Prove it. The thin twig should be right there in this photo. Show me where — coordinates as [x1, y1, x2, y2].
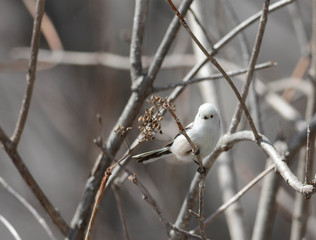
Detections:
[213, 0, 295, 52]
[69, 2, 195, 238]
[84, 168, 111, 240]
[154, 61, 276, 92]
[84, 143, 139, 240]
[167, 0, 260, 141]
[112, 184, 130, 240]
[188, 8, 214, 49]
[147, 0, 194, 81]
[11, 0, 45, 148]
[0, 215, 22, 240]
[228, 0, 270, 134]
[192, 164, 275, 233]
[128, 174, 207, 240]
[305, 126, 312, 184]
[0, 127, 70, 235]
[0, 177, 57, 240]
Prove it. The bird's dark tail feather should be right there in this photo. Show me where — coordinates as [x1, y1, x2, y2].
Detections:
[132, 147, 171, 163]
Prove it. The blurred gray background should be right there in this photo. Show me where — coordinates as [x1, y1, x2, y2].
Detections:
[0, 0, 314, 239]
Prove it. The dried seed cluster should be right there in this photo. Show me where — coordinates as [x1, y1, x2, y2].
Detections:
[114, 125, 132, 137]
[138, 95, 176, 142]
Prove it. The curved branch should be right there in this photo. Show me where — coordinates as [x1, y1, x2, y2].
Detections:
[172, 118, 316, 236]
[11, 0, 45, 148]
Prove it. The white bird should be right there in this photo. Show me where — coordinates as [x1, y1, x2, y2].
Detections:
[133, 103, 221, 165]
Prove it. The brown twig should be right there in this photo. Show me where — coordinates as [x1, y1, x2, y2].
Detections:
[84, 140, 139, 240]
[69, 2, 195, 238]
[84, 168, 112, 240]
[167, 0, 260, 141]
[0, 127, 70, 235]
[11, 0, 45, 148]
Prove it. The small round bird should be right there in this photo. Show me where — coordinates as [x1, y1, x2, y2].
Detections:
[132, 103, 221, 165]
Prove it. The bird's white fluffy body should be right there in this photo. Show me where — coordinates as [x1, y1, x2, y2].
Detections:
[170, 103, 221, 163]
[133, 103, 221, 164]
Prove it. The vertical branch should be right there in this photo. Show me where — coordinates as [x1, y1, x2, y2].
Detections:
[291, 1, 316, 238]
[305, 126, 313, 184]
[251, 159, 282, 240]
[68, 2, 195, 239]
[0, 0, 70, 236]
[198, 174, 206, 240]
[11, 0, 45, 147]
[228, 0, 270, 134]
[130, 0, 148, 83]
[189, 1, 249, 239]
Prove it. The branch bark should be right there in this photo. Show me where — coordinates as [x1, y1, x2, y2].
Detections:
[0, 127, 70, 235]
[11, 0, 46, 148]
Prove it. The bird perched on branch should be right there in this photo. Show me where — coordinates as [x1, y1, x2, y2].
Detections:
[133, 103, 221, 165]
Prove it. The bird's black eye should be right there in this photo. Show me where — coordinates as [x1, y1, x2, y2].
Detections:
[210, 115, 213, 118]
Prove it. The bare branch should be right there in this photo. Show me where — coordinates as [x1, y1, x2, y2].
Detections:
[0, 177, 57, 240]
[154, 61, 276, 92]
[0, 127, 70, 235]
[167, 0, 260, 141]
[228, 0, 270, 133]
[130, 0, 148, 82]
[112, 184, 130, 240]
[198, 174, 206, 239]
[147, 0, 194, 81]
[11, 0, 46, 147]
[172, 117, 316, 236]
[192, 164, 275, 233]
[10, 48, 196, 70]
[0, 215, 22, 240]
[84, 168, 111, 240]
[213, 0, 295, 52]
[68, 2, 195, 238]
[21, 0, 63, 50]
[251, 142, 287, 240]
[129, 174, 207, 240]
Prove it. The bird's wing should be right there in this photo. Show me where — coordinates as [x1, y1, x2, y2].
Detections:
[165, 122, 193, 148]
